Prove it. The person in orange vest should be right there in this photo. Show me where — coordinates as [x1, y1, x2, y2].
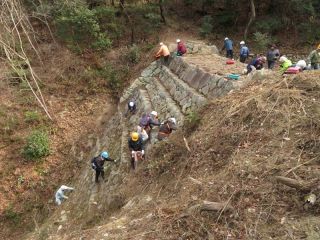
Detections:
[155, 42, 170, 65]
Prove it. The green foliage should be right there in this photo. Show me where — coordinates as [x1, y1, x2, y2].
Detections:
[54, 2, 111, 50]
[216, 10, 236, 26]
[126, 44, 141, 64]
[297, 22, 320, 43]
[254, 17, 282, 34]
[23, 130, 50, 160]
[199, 15, 213, 37]
[24, 111, 40, 123]
[4, 206, 21, 224]
[94, 64, 129, 96]
[184, 111, 201, 134]
[253, 32, 273, 52]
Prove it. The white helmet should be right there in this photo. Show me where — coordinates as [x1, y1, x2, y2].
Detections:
[240, 41, 245, 45]
[225, 37, 229, 40]
[159, 42, 164, 46]
[176, 39, 181, 43]
[129, 101, 134, 107]
[279, 56, 287, 62]
[169, 118, 176, 125]
[150, 111, 158, 117]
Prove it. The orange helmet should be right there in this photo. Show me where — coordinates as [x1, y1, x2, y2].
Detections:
[317, 44, 320, 50]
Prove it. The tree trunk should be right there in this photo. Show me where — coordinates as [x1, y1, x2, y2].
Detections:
[159, 0, 166, 24]
[244, 0, 256, 40]
[119, 0, 125, 9]
[111, 0, 114, 6]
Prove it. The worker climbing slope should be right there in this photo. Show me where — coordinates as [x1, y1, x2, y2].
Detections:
[91, 151, 116, 183]
[128, 132, 145, 170]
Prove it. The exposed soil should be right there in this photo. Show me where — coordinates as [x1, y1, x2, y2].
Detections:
[0, 41, 114, 239]
[109, 72, 320, 239]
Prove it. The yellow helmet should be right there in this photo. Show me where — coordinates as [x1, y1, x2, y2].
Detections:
[131, 132, 139, 141]
[317, 44, 320, 50]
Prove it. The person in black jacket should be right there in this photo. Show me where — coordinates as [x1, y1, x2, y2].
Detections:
[128, 132, 145, 169]
[91, 151, 116, 183]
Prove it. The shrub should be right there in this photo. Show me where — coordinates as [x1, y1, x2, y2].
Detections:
[126, 44, 141, 64]
[54, 2, 111, 50]
[4, 206, 20, 224]
[254, 17, 282, 34]
[253, 32, 272, 52]
[24, 111, 40, 123]
[200, 15, 213, 37]
[23, 130, 50, 160]
[184, 111, 201, 134]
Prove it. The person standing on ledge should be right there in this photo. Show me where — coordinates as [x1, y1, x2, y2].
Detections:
[221, 37, 233, 59]
[239, 41, 249, 63]
[155, 42, 170, 65]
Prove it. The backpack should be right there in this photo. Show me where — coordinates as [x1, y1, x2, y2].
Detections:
[139, 114, 150, 127]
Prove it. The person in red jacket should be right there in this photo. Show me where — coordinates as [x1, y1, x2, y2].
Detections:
[176, 39, 187, 56]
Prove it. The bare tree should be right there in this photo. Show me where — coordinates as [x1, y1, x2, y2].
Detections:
[159, 0, 166, 24]
[244, 0, 256, 40]
[0, 0, 52, 120]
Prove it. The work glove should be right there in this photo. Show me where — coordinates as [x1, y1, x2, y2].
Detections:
[141, 150, 145, 155]
[91, 163, 96, 170]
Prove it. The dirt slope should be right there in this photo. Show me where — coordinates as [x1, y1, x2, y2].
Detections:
[28, 70, 320, 240]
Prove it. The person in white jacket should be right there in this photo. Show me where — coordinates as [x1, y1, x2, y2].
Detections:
[55, 185, 74, 205]
[137, 125, 149, 142]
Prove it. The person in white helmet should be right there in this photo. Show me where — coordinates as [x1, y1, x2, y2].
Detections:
[157, 117, 177, 140]
[221, 37, 233, 59]
[125, 100, 136, 117]
[239, 41, 249, 63]
[176, 39, 187, 56]
[155, 42, 170, 65]
[279, 56, 292, 74]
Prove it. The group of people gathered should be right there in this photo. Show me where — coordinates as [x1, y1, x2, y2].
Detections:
[222, 37, 320, 74]
[126, 100, 177, 170]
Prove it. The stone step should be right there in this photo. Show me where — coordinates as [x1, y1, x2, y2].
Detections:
[145, 77, 184, 126]
[168, 56, 236, 98]
[158, 66, 207, 113]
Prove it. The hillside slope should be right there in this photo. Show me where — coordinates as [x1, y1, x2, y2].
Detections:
[26, 44, 320, 239]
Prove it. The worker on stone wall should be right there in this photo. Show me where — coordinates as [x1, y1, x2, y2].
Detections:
[139, 111, 160, 136]
[91, 151, 116, 183]
[307, 44, 320, 70]
[125, 100, 136, 117]
[128, 132, 145, 169]
[158, 118, 177, 140]
[221, 37, 233, 59]
[155, 42, 170, 65]
[176, 39, 187, 56]
[239, 41, 249, 63]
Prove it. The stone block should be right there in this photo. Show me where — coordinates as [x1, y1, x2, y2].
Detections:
[189, 68, 205, 89]
[217, 78, 227, 88]
[198, 73, 212, 89]
[181, 66, 197, 84]
[200, 84, 210, 95]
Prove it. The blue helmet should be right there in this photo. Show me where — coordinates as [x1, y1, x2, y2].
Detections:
[101, 151, 109, 159]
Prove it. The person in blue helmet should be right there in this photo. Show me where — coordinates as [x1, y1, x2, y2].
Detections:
[91, 151, 116, 183]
